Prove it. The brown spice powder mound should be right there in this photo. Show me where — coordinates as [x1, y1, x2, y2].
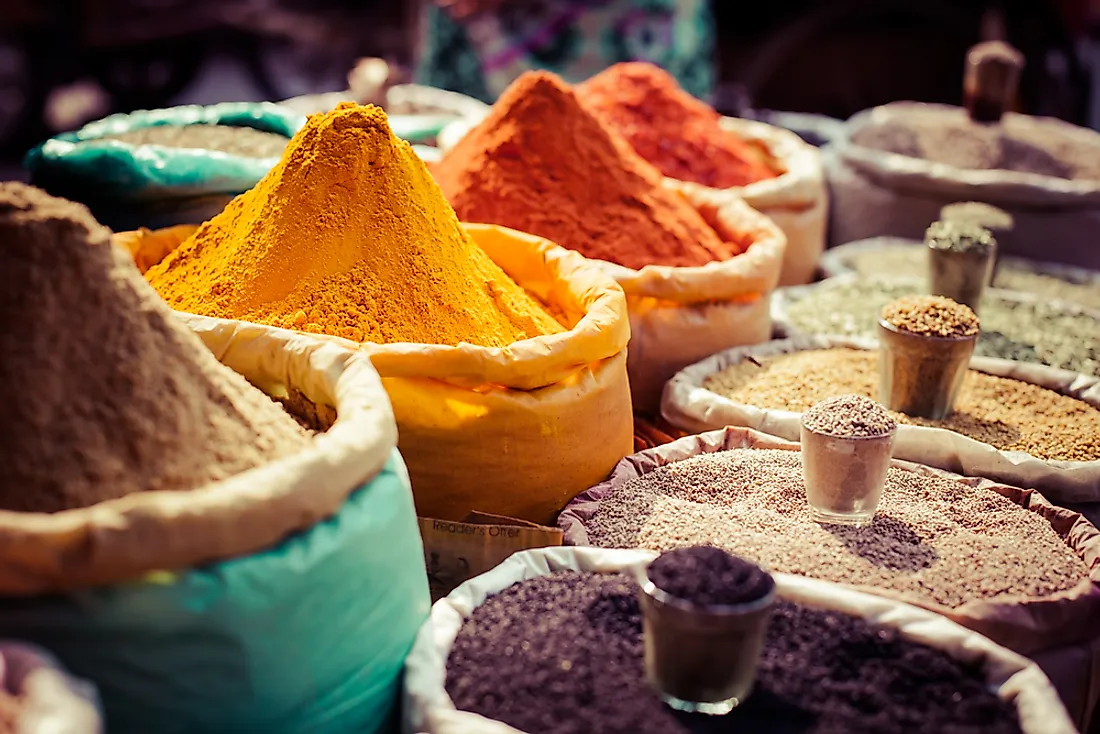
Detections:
[882, 295, 979, 338]
[588, 448, 1088, 609]
[703, 348, 1100, 462]
[0, 183, 312, 514]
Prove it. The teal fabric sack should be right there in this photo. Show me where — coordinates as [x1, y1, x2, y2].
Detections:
[24, 102, 305, 202]
[0, 450, 430, 734]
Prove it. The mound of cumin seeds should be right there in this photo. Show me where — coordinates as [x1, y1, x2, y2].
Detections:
[703, 348, 1100, 462]
[446, 571, 1022, 734]
[587, 449, 1087, 609]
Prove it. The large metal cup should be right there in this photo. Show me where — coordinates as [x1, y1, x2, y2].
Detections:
[878, 320, 977, 420]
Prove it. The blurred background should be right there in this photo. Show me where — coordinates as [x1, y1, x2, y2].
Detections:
[0, 0, 1096, 172]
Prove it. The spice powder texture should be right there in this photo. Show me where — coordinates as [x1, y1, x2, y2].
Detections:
[433, 71, 744, 270]
[146, 102, 564, 347]
[0, 183, 311, 514]
[578, 62, 780, 189]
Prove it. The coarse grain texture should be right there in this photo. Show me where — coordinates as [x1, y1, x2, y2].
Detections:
[881, 295, 979, 338]
[98, 123, 290, 158]
[803, 395, 895, 438]
[704, 349, 1100, 462]
[924, 220, 995, 254]
[783, 277, 1100, 374]
[646, 546, 774, 606]
[445, 571, 1022, 734]
[587, 450, 1087, 609]
[433, 71, 746, 270]
[851, 107, 1100, 180]
[0, 182, 312, 514]
[145, 103, 564, 347]
[577, 62, 779, 189]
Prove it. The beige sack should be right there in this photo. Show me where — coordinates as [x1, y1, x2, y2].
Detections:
[557, 426, 1100, 731]
[402, 545, 1078, 734]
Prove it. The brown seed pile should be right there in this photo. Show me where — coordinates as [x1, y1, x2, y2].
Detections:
[803, 394, 896, 438]
[882, 295, 979, 338]
[99, 124, 289, 158]
[703, 348, 1100, 462]
[0, 182, 312, 513]
[587, 449, 1088, 608]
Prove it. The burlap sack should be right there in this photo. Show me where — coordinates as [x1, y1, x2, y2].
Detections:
[828, 101, 1100, 269]
[0, 642, 101, 734]
[661, 335, 1100, 504]
[665, 116, 828, 286]
[557, 427, 1100, 731]
[402, 545, 1078, 734]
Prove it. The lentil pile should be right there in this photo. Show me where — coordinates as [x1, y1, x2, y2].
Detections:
[433, 71, 746, 270]
[577, 62, 779, 189]
[587, 449, 1087, 608]
[446, 570, 1022, 734]
[0, 182, 311, 514]
[782, 277, 1100, 374]
[647, 546, 774, 606]
[146, 103, 563, 346]
[704, 348, 1100, 462]
[802, 395, 895, 438]
[98, 123, 289, 158]
[881, 295, 979, 338]
[852, 107, 1100, 180]
[842, 246, 1100, 310]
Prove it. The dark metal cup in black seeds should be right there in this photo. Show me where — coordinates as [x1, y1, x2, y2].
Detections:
[636, 566, 775, 714]
[925, 221, 996, 315]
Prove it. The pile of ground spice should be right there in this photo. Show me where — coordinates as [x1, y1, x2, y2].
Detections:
[881, 295, 979, 338]
[704, 348, 1100, 462]
[446, 571, 1022, 734]
[852, 107, 1100, 180]
[646, 546, 774, 607]
[146, 103, 563, 347]
[433, 71, 744, 270]
[803, 394, 895, 438]
[577, 62, 780, 189]
[587, 449, 1087, 609]
[0, 183, 312, 514]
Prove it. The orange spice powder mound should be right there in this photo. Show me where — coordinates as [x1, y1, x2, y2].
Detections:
[145, 103, 564, 348]
[432, 71, 743, 271]
[578, 62, 780, 189]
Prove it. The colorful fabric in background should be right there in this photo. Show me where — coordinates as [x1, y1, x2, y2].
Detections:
[417, 0, 715, 103]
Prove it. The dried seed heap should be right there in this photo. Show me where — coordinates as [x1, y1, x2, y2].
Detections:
[587, 449, 1087, 608]
[803, 395, 895, 438]
[0, 182, 312, 514]
[704, 348, 1100, 462]
[924, 220, 995, 254]
[783, 277, 1100, 374]
[647, 546, 774, 606]
[99, 124, 289, 158]
[881, 295, 979, 338]
[446, 571, 1022, 734]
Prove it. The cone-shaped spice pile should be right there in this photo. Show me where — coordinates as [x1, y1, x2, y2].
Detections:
[146, 103, 564, 347]
[433, 71, 745, 270]
[0, 183, 311, 514]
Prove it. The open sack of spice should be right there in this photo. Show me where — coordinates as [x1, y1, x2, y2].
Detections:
[0, 183, 429, 734]
[432, 70, 786, 412]
[772, 273, 1100, 377]
[556, 427, 1100, 731]
[819, 235, 1100, 312]
[0, 642, 102, 734]
[661, 335, 1100, 503]
[122, 102, 634, 598]
[403, 545, 1077, 734]
[24, 102, 305, 231]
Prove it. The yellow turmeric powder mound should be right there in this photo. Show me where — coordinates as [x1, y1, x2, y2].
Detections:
[145, 102, 564, 347]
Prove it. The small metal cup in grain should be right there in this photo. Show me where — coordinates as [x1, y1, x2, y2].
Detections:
[636, 566, 775, 715]
[963, 41, 1024, 124]
[925, 220, 997, 314]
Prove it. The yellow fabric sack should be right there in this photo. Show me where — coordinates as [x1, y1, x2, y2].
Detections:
[118, 223, 633, 527]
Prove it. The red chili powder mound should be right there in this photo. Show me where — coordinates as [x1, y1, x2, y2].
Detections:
[578, 62, 780, 189]
[433, 71, 743, 270]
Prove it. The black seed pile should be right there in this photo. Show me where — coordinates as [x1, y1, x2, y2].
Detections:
[445, 572, 1022, 734]
[647, 546, 774, 607]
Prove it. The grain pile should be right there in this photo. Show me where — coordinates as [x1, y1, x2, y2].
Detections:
[446, 570, 1022, 734]
[783, 277, 1100, 374]
[99, 124, 289, 158]
[0, 182, 311, 514]
[647, 546, 774, 606]
[704, 348, 1100, 462]
[802, 395, 895, 438]
[587, 449, 1088, 608]
[881, 295, 979, 338]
